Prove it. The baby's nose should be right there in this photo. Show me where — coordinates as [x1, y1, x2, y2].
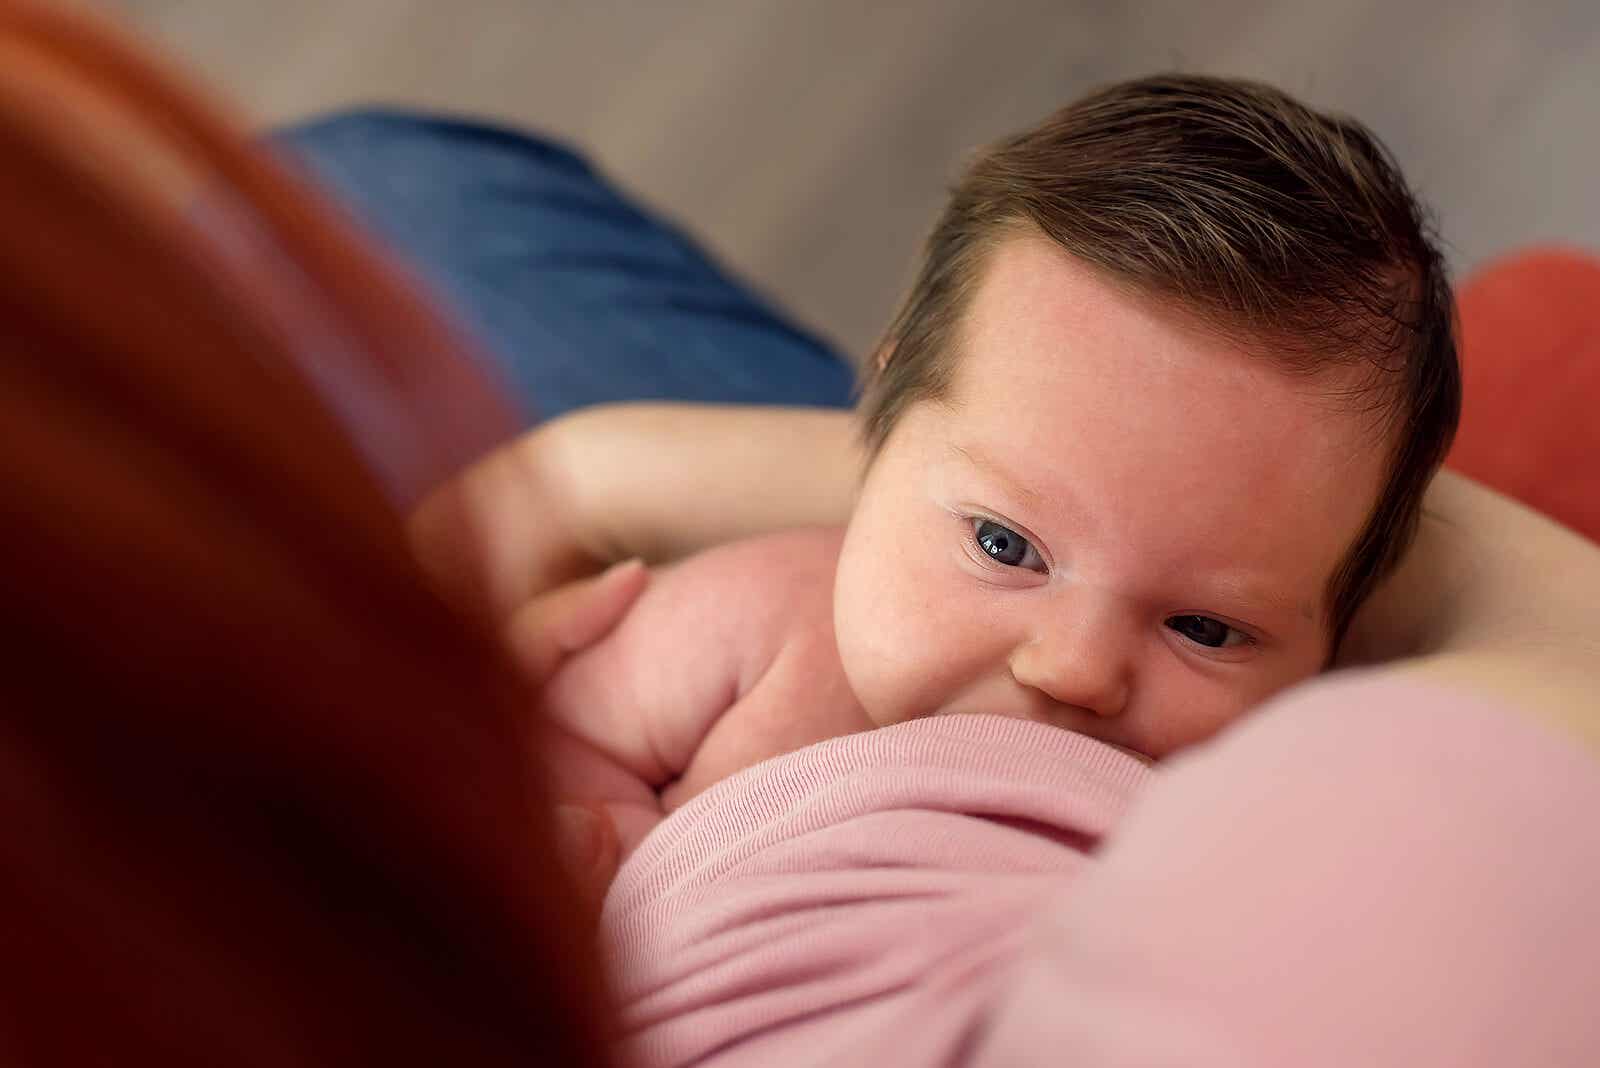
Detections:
[1007, 624, 1131, 721]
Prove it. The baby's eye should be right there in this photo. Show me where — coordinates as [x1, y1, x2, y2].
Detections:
[972, 518, 1046, 573]
[1165, 615, 1250, 649]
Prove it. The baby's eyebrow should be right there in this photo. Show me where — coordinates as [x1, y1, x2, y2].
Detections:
[948, 442, 1046, 511]
[1199, 571, 1317, 622]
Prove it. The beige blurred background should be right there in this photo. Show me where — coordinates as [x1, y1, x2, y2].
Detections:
[110, 0, 1600, 361]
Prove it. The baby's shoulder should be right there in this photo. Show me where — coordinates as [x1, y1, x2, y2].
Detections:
[659, 526, 842, 598]
[643, 527, 843, 638]
[672, 526, 843, 582]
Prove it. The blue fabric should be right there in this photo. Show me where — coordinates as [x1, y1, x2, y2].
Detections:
[273, 109, 856, 424]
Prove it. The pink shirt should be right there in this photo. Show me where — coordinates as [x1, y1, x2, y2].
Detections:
[602, 671, 1600, 1066]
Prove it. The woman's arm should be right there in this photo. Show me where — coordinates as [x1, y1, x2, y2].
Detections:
[1340, 471, 1600, 750]
[409, 403, 859, 616]
[546, 403, 860, 565]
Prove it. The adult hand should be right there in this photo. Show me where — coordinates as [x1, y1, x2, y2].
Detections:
[501, 558, 648, 683]
[408, 401, 860, 911]
[408, 419, 615, 623]
[410, 402, 860, 619]
[505, 561, 650, 918]
[413, 453, 649, 917]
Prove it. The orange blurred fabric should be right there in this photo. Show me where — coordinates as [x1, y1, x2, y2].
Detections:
[1450, 246, 1600, 542]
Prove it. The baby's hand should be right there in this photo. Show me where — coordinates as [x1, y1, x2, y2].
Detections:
[540, 528, 870, 850]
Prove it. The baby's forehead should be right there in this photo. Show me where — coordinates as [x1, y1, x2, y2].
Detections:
[932, 239, 1390, 582]
[962, 232, 1403, 410]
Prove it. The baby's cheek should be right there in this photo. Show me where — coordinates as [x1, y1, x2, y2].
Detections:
[1141, 661, 1316, 758]
[834, 573, 932, 728]
[833, 598, 906, 728]
[838, 598, 981, 729]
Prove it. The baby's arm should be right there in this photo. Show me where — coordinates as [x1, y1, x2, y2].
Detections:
[541, 527, 867, 853]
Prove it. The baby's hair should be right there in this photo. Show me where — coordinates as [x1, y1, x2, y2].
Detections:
[859, 73, 1460, 650]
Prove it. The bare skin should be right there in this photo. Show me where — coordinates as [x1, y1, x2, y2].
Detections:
[483, 236, 1396, 858]
[540, 528, 868, 856]
[413, 400, 1600, 765]
[413, 409, 1600, 904]
[409, 246, 1600, 880]
[833, 237, 1385, 758]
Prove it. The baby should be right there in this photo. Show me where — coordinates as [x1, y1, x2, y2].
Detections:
[539, 75, 1459, 854]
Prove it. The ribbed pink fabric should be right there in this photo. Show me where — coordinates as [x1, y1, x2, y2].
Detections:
[602, 672, 1600, 1066]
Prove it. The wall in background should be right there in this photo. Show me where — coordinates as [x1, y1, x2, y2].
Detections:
[114, 0, 1600, 361]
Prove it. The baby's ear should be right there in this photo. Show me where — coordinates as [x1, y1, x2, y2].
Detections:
[872, 340, 897, 376]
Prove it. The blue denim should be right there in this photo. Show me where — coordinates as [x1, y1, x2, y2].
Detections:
[273, 109, 856, 424]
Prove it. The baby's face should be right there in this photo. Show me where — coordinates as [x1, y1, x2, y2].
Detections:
[833, 233, 1388, 759]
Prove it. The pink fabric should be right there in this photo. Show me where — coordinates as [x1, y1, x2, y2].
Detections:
[602, 672, 1600, 1066]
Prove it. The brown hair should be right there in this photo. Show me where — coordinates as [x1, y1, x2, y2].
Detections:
[860, 74, 1460, 648]
[0, 3, 606, 1064]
